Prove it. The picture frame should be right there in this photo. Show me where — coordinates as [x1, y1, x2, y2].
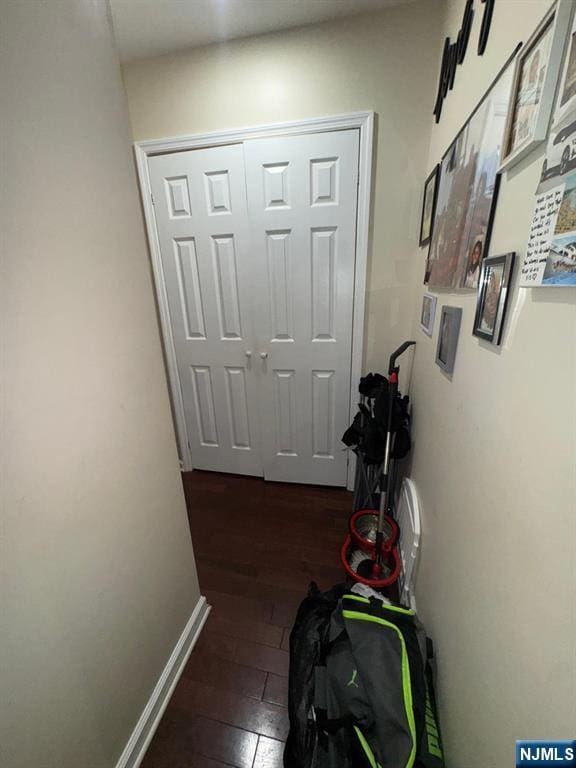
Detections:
[553, 2, 576, 118]
[419, 165, 439, 247]
[420, 293, 437, 336]
[435, 306, 462, 374]
[538, 4, 576, 187]
[427, 46, 520, 289]
[500, 0, 574, 172]
[473, 252, 515, 344]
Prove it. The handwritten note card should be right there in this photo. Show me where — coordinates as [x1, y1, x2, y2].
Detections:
[521, 184, 565, 286]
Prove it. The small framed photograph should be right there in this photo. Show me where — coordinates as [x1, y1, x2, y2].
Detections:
[500, 0, 574, 172]
[420, 293, 437, 336]
[419, 164, 439, 247]
[435, 306, 462, 374]
[473, 252, 515, 345]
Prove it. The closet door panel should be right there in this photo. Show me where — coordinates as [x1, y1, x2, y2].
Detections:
[244, 130, 360, 486]
[149, 145, 263, 476]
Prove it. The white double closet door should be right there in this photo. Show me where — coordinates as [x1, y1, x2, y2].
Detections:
[148, 129, 359, 486]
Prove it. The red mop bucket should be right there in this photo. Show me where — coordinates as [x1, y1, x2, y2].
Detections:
[349, 509, 399, 554]
[340, 535, 401, 588]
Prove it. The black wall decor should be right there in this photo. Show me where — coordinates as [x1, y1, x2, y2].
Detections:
[478, 0, 496, 55]
[433, 0, 497, 123]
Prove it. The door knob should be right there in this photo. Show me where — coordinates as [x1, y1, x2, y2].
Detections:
[260, 352, 268, 359]
[245, 350, 252, 357]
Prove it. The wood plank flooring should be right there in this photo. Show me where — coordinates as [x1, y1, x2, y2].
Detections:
[141, 471, 352, 768]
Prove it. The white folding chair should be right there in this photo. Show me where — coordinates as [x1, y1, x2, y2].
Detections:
[396, 478, 421, 610]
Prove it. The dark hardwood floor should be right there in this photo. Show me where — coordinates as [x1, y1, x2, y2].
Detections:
[141, 471, 352, 768]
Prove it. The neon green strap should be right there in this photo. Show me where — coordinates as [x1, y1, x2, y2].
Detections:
[353, 725, 382, 768]
[343, 593, 415, 616]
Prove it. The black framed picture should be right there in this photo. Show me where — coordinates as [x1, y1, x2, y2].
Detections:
[435, 306, 462, 374]
[419, 164, 439, 247]
[473, 252, 515, 345]
[426, 45, 520, 288]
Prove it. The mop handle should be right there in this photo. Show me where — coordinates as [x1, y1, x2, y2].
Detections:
[375, 370, 399, 565]
[388, 340, 416, 375]
[373, 342, 415, 573]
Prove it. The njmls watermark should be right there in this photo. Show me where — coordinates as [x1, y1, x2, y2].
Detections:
[516, 741, 576, 767]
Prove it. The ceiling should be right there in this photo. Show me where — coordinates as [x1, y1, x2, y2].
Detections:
[110, 0, 414, 63]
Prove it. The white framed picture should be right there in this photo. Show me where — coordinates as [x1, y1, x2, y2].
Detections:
[420, 293, 437, 336]
[500, 0, 574, 172]
[539, 3, 576, 187]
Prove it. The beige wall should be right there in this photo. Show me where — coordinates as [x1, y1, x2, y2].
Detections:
[409, 0, 576, 765]
[0, 2, 200, 767]
[122, 1, 444, 378]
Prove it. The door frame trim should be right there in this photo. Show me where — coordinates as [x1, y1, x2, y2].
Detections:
[134, 111, 374, 489]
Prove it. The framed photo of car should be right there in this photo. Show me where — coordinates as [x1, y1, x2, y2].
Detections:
[541, 4, 576, 184]
[473, 253, 515, 344]
[500, 0, 574, 172]
[435, 306, 462, 374]
[419, 165, 439, 247]
[541, 120, 576, 181]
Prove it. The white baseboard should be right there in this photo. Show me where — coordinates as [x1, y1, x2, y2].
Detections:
[115, 595, 211, 768]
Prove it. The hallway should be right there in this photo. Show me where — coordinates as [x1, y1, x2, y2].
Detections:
[141, 471, 352, 768]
